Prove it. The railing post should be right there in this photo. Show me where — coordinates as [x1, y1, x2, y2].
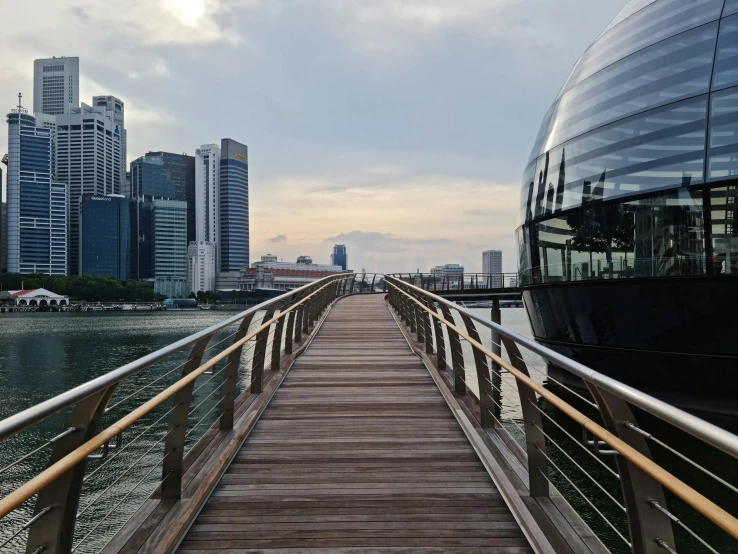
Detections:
[26, 387, 119, 554]
[271, 298, 293, 372]
[220, 313, 255, 430]
[458, 313, 495, 429]
[585, 384, 675, 554]
[490, 299, 502, 401]
[500, 337, 549, 497]
[301, 289, 313, 336]
[429, 299, 446, 370]
[251, 306, 276, 394]
[370, 274, 376, 293]
[438, 305, 465, 394]
[421, 298, 434, 354]
[161, 333, 213, 500]
[285, 291, 303, 354]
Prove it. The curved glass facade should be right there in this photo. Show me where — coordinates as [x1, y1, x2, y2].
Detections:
[518, 0, 738, 285]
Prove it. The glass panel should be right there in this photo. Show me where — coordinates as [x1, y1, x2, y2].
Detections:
[528, 96, 708, 219]
[712, 14, 738, 91]
[599, 0, 658, 38]
[519, 159, 538, 226]
[543, 23, 717, 152]
[516, 185, 738, 285]
[707, 86, 738, 181]
[527, 101, 558, 164]
[561, 0, 724, 94]
[725, 0, 738, 17]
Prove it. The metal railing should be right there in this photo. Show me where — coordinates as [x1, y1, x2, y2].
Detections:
[385, 275, 738, 554]
[0, 273, 372, 554]
[389, 272, 519, 292]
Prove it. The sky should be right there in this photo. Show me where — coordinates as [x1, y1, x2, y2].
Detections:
[0, 0, 627, 273]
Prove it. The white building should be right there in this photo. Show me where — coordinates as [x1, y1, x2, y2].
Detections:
[430, 264, 464, 280]
[188, 240, 216, 293]
[194, 144, 221, 282]
[92, 96, 126, 193]
[56, 102, 123, 274]
[483, 250, 503, 287]
[4, 288, 69, 307]
[33, 57, 79, 116]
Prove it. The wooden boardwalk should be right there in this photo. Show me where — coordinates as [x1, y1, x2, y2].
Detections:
[177, 295, 534, 552]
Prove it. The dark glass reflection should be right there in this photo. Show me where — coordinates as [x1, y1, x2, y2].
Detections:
[708, 86, 738, 181]
[725, 0, 738, 17]
[517, 185, 738, 285]
[712, 14, 738, 91]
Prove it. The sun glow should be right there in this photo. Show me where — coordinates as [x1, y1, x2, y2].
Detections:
[168, 0, 206, 25]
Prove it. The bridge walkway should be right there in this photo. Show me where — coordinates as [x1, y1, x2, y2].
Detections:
[176, 294, 534, 552]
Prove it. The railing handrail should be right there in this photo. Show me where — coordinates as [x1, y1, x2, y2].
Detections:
[384, 276, 738, 461]
[385, 277, 738, 543]
[0, 273, 355, 443]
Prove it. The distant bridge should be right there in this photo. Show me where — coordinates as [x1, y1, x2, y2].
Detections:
[0, 274, 737, 553]
[389, 272, 523, 302]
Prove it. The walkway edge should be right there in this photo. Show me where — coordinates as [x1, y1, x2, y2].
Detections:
[385, 298, 557, 554]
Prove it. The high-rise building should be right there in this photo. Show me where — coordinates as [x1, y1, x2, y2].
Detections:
[146, 151, 196, 242]
[129, 154, 175, 280]
[79, 195, 131, 280]
[482, 250, 503, 287]
[56, 102, 123, 274]
[219, 138, 249, 288]
[188, 240, 216, 293]
[93, 96, 126, 193]
[6, 104, 68, 275]
[151, 199, 188, 298]
[33, 57, 80, 116]
[331, 244, 348, 271]
[1, 165, 6, 272]
[194, 139, 249, 291]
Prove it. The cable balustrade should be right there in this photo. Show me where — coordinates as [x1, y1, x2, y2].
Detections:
[388, 272, 520, 293]
[385, 275, 738, 554]
[0, 273, 360, 553]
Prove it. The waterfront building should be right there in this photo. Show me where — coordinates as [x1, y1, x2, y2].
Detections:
[430, 264, 464, 281]
[146, 151, 196, 243]
[6, 103, 68, 275]
[79, 195, 130, 280]
[331, 244, 348, 271]
[129, 154, 175, 280]
[151, 199, 188, 298]
[93, 96, 126, 193]
[240, 255, 343, 292]
[33, 57, 79, 116]
[188, 240, 216, 293]
[195, 139, 249, 292]
[2, 288, 68, 307]
[517, 0, 738, 401]
[483, 250, 503, 287]
[56, 102, 123, 274]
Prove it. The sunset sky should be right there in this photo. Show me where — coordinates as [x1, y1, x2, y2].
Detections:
[0, 0, 626, 273]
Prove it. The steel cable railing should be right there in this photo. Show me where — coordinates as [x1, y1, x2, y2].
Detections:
[0, 273, 358, 554]
[385, 275, 738, 554]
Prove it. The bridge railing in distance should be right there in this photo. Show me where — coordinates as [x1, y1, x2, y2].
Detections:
[388, 272, 520, 292]
[384, 276, 738, 554]
[0, 273, 359, 554]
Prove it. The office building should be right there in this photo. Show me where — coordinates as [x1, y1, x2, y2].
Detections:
[129, 154, 175, 280]
[56, 102, 123, 274]
[1, 199, 6, 272]
[146, 151, 196, 242]
[79, 195, 130, 280]
[152, 199, 188, 298]
[430, 264, 464, 281]
[483, 250, 503, 287]
[93, 96, 126, 192]
[33, 57, 79, 116]
[6, 103, 68, 275]
[331, 244, 348, 271]
[240, 255, 343, 292]
[517, 0, 738, 399]
[188, 240, 216, 293]
[194, 139, 249, 291]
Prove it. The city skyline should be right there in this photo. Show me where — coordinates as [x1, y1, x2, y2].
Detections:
[0, 1, 627, 273]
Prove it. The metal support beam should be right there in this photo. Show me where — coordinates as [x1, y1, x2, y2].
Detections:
[458, 313, 495, 429]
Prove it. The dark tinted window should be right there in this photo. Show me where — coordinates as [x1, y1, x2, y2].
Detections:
[712, 14, 738, 91]
[708, 86, 738, 181]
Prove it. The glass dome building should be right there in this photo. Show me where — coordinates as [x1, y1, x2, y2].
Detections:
[517, 0, 738, 405]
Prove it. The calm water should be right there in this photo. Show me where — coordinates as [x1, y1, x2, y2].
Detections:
[0, 307, 736, 553]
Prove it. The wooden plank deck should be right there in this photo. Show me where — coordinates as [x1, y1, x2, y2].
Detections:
[176, 295, 536, 553]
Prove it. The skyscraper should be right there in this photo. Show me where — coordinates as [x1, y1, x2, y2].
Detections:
[33, 57, 80, 116]
[79, 195, 131, 280]
[331, 244, 348, 271]
[219, 138, 249, 289]
[56, 102, 123, 274]
[129, 154, 175, 280]
[483, 250, 503, 287]
[93, 96, 126, 193]
[188, 240, 216, 293]
[151, 199, 188, 298]
[6, 102, 68, 275]
[146, 151, 196, 242]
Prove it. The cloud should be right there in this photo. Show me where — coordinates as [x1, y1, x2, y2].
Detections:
[268, 234, 287, 243]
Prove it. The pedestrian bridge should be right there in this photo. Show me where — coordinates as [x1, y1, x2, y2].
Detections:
[1, 274, 737, 553]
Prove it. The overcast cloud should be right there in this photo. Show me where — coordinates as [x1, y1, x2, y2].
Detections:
[0, 0, 626, 272]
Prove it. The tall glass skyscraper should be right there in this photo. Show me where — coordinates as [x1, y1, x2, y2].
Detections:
[331, 244, 348, 271]
[146, 151, 196, 243]
[6, 106, 67, 275]
[152, 199, 188, 298]
[79, 195, 130, 280]
[218, 138, 249, 290]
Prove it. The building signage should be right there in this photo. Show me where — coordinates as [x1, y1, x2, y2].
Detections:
[234, 153, 247, 162]
[89, 196, 112, 201]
